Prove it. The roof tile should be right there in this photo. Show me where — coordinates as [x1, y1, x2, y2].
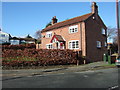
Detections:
[41, 13, 93, 32]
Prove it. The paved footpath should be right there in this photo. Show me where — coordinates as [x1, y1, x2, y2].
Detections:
[1, 61, 116, 79]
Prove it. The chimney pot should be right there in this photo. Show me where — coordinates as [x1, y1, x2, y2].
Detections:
[91, 2, 98, 14]
[52, 16, 58, 25]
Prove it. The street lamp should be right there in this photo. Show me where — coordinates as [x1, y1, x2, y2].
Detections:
[116, 0, 120, 56]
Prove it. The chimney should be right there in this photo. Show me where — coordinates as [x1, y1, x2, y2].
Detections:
[52, 16, 58, 25]
[91, 2, 98, 14]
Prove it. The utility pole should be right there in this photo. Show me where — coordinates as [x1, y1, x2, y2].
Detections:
[116, 0, 120, 56]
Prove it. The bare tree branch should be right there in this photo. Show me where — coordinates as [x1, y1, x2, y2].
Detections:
[35, 30, 42, 39]
[107, 26, 117, 42]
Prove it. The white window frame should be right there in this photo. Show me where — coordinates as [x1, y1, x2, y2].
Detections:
[68, 40, 79, 49]
[46, 43, 53, 49]
[69, 25, 78, 33]
[97, 41, 101, 48]
[102, 28, 106, 35]
[46, 32, 52, 38]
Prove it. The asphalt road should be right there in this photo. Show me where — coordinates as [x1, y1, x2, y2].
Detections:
[2, 68, 119, 89]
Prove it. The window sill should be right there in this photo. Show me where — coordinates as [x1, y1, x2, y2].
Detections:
[69, 48, 79, 50]
[69, 32, 78, 34]
[97, 47, 101, 49]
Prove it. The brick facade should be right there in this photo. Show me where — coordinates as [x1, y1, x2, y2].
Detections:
[40, 2, 107, 62]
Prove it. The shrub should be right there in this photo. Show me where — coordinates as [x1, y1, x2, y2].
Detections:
[2, 44, 36, 50]
[2, 48, 82, 68]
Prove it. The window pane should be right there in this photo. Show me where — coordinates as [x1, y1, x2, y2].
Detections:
[72, 42, 75, 48]
[75, 28, 78, 32]
[76, 41, 79, 48]
[70, 29, 71, 33]
[97, 41, 101, 48]
[1, 34, 5, 37]
[69, 42, 71, 49]
[72, 28, 74, 32]
[102, 28, 105, 35]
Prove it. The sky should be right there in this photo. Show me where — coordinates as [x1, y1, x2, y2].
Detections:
[1, 2, 118, 38]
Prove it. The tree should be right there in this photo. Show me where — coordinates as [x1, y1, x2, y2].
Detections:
[35, 30, 42, 39]
[107, 27, 118, 54]
[107, 26, 117, 42]
[35, 22, 51, 39]
[26, 34, 32, 38]
[45, 21, 52, 28]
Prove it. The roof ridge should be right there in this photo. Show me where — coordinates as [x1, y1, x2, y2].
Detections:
[42, 13, 93, 32]
[55, 13, 92, 25]
[46, 13, 92, 28]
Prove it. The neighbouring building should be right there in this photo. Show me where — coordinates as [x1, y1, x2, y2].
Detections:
[10, 35, 37, 45]
[40, 2, 107, 62]
[0, 29, 11, 44]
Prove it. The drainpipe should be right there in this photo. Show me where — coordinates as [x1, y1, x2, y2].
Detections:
[80, 23, 82, 55]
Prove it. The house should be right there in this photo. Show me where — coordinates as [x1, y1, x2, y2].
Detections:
[40, 2, 107, 62]
[0, 29, 11, 44]
[10, 35, 37, 45]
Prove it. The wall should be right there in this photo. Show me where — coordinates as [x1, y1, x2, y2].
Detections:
[41, 23, 82, 51]
[85, 14, 107, 62]
[0, 31, 10, 44]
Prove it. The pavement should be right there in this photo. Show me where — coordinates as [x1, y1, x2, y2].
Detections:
[1, 61, 117, 78]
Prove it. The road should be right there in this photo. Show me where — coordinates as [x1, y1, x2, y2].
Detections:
[2, 68, 119, 89]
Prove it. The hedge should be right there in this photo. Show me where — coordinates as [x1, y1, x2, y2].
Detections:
[2, 44, 36, 50]
[2, 48, 83, 69]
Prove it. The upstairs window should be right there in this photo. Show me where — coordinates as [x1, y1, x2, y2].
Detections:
[102, 28, 106, 35]
[97, 41, 101, 48]
[69, 40, 79, 49]
[69, 25, 78, 33]
[1, 34, 5, 37]
[46, 32, 52, 38]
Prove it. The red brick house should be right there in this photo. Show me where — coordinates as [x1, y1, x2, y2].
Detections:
[41, 2, 107, 62]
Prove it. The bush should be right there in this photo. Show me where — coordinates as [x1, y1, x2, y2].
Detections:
[2, 44, 36, 50]
[2, 49, 81, 68]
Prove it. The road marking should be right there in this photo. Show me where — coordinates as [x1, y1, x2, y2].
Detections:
[111, 85, 119, 89]
[108, 85, 119, 90]
[27, 76, 33, 77]
[14, 76, 20, 78]
[34, 75, 44, 77]
[84, 75, 88, 77]
[74, 70, 94, 74]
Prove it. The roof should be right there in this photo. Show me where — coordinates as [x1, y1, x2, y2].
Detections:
[50, 35, 64, 43]
[0, 31, 9, 36]
[10, 37, 36, 41]
[41, 13, 93, 33]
